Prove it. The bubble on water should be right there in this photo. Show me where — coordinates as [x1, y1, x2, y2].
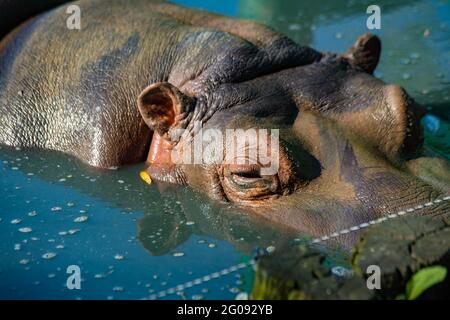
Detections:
[112, 286, 124, 292]
[192, 294, 204, 300]
[331, 265, 353, 278]
[14, 244, 21, 251]
[288, 23, 301, 31]
[48, 273, 56, 279]
[51, 207, 62, 212]
[185, 221, 195, 226]
[402, 73, 411, 80]
[74, 216, 88, 223]
[117, 180, 125, 184]
[114, 254, 124, 260]
[229, 287, 240, 294]
[399, 58, 410, 65]
[11, 219, 22, 224]
[11, 167, 19, 170]
[27, 173, 34, 176]
[58, 231, 68, 236]
[28, 211, 38, 217]
[235, 292, 249, 300]
[172, 252, 185, 257]
[58, 178, 66, 182]
[19, 259, 29, 265]
[56, 245, 64, 249]
[68, 229, 80, 235]
[423, 114, 441, 134]
[67, 202, 75, 207]
[31, 237, 39, 241]
[18, 227, 32, 233]
[335, 32, 343, 39]
[266, 246, 276, 253]
[208, 243, 216, 248]
[94, 274, 105, 279]
[42, 252, 57, 260]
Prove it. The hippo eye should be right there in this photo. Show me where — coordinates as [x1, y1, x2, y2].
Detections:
[221, 164, 281, 202]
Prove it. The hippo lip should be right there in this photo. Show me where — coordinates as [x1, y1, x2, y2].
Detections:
[145, 164, 185, 185]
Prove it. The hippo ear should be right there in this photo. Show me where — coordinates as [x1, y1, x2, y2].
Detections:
[344, 33, 381, 74]
[137, 82, 195, 139]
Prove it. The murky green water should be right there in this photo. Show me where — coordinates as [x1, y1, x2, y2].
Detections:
[0, 0, 449, 299]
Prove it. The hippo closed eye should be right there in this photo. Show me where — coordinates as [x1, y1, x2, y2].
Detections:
[0, 0, 448, 247]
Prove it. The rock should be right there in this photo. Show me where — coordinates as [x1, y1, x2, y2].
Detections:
[251, 245, 372, 300]
[351, 215, 450, 299]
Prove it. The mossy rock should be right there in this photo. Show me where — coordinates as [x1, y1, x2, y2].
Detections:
[252, 244, 373, 300]
[351, 215, 450, 299]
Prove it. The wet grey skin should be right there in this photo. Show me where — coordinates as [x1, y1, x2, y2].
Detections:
[0, 0, 449, 247]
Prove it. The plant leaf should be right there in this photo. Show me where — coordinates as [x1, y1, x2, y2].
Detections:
[406, 266, 447, 300]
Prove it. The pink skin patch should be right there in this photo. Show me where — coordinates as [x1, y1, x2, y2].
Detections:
[144, 132, 177, 183]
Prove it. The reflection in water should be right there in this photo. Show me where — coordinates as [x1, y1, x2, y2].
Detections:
[0, 147, 296, 256]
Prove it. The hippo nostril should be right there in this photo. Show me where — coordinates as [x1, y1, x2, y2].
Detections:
[383, 84, 424, 159]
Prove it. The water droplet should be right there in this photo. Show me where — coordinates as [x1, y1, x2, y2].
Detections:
[401, 73, 411, 80]
[266, 246, 276, 253]
[185, 221, 195, 226]
[235, 292, 248, 300]
[229, 287, 240, 294]
[51, 207, 62, 212]
[19, 259, 29, 265]
[42, 252, 57, 260]
[28, 211, 38, 217]
[11, 219, 22, 224]
[172, 252, 185, 257]
[112, 286, 124, 292]
[288, 24, 301, 31]
[74, 216, 88, 223]
[114, 254, 124, 260]
[14, 244, 21, 251]
[208, 243, 216, 248]
[18, 227, 32, 233]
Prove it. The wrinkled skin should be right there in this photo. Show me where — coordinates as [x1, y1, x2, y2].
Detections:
[0, 0, 449, 246]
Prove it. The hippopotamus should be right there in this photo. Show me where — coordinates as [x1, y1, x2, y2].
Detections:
[1, 0, 449, 246]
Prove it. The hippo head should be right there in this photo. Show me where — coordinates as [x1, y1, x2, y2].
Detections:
[136, 33, 449, 245]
